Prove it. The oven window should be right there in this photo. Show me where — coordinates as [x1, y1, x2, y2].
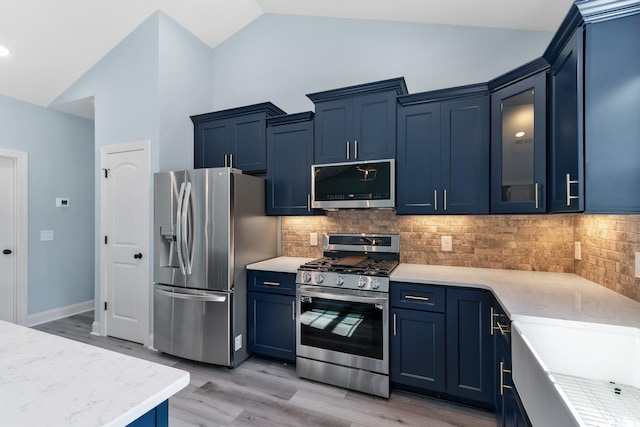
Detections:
[299, 296, 383, 360]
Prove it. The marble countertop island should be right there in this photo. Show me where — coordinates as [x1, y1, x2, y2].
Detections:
[0, 321, 189, 427]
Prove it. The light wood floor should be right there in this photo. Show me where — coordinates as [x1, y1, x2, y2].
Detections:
[34, 312, 497, 427]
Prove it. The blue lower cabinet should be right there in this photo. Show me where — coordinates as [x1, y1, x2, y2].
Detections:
[127, 400, 168, 427]
[248, 291, 296, 362]
[390, 308, 446, 392]
[446, 288, 494, 407]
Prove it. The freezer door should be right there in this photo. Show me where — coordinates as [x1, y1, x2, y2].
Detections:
[154, 171, 187, 287]
[184, 168, 231, 291]
[154, 284, 232, 366]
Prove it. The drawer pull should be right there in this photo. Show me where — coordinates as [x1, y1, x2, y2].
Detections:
[405, 295, 430, 302]
[262, 281, 280, 287]
[500, 361, 513, 396]
[490, 306, 500, 336]
[393, 313, 397, 336]
[496, 322, 511, 336]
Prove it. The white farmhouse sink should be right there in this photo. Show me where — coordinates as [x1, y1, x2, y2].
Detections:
[512, 316, 640, 427]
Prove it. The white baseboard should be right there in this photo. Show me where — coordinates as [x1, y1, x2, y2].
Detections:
[90, 321, 101, 336]
[27, 300, 94, 327]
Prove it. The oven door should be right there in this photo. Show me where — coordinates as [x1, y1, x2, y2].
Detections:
[296, 284, 389, 374]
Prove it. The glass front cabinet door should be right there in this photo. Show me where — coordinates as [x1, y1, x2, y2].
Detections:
[490, 72, 547, 213]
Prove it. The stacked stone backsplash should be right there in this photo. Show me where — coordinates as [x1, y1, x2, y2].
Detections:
[281, 212, 640, 303]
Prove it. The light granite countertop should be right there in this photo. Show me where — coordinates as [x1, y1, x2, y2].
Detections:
[0, 321, 189, 427]
[247, 257, 640, 329]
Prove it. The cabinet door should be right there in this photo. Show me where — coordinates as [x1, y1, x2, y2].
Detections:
[548, 26, 584, 213]
[391, 308, 446, 392]
[396, 103, 441, 214]
[248, 292, 296, 362]
[266, 120, 315, 215]
[194, 121, 230, 169]
[491, 72, 547, 213]
[352, 91, 397, 160]
[446, 288, 494, 405]
[441, 96, 490, 214]
[230, 113, 267, 173]
[314, 99, 352, 164]
[585, 14, 640, 213]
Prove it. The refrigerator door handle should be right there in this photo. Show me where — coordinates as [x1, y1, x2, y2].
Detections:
[155, 287, 227, 303]
[175, 182, 186, 275]
[182, 181, 193, 275]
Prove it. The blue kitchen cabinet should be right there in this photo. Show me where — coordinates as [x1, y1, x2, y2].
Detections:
[547, 25, 585, 213]
[308, 78, 407, 164]
[191, 103, 285, 173]
[396, 91, 489, 214]
[127, 400, 168, 427]
[490, 71, 547, 213]
[584, 12, 640, 213]
[390, 283, 446, 393]
[247, 271, 296, 362]
[266, 112, 319, 215]
[446, 287, 494, 407]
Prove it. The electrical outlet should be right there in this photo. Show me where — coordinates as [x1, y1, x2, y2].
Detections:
[234, 334, 242, 352]
[441, 236, 452, 252]
[310, 232, 318, 246]
[635, 252, 640, 279]
[40, 230, 54, 241]
[574, 242, 581, 260]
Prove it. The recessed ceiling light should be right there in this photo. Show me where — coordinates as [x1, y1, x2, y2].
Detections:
[0, 45, 10, 57]
[515, 131, 525, 138]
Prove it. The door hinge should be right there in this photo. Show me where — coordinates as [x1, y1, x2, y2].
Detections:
[104, 302, 108, 311]
[102, 168, 110, 178]
[104, 236, 108, 245]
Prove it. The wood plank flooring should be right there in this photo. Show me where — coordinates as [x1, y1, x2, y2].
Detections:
[34, 313, 497, 427]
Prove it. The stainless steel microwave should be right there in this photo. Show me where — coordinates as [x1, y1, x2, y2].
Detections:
[311, 159, 395, 209]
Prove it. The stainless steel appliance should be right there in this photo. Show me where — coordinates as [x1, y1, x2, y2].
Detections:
[311, 159, 395, 209]
[153, 167, 276, 367]
[295, 233, 400, 398]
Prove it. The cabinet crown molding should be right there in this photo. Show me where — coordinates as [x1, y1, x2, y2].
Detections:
[191, 102, 286, 125]
[306, 77, 408, 103]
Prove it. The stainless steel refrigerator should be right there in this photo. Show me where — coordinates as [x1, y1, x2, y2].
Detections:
[153, 168, 276, 367]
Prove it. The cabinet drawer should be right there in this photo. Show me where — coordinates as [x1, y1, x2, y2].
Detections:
[390, 282, 445, 312]
[248, 271, 296, 295]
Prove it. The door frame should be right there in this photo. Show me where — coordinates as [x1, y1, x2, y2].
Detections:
[0, 148, 28, 325]
[98, 140, 151, 346]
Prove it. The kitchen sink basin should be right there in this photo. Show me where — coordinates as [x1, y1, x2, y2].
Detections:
[511, 316, 640, 426]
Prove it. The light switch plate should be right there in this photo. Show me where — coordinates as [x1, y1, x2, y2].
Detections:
[441, 236, 452, 252]
[635, 252, 640, 279]
[310, 232, 318, 247]
[40, 230, 54, 241]
[574, 242, 581, 260]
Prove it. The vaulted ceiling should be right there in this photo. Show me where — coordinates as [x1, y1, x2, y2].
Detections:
[0, 0, 574, 108]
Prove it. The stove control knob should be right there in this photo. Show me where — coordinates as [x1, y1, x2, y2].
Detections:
[358, 277, 367, 288]
[335, 276, 344, 286]
[303, 272, 311, 283]
[372, 278, 381, 289]
[316, 274, 324, 284]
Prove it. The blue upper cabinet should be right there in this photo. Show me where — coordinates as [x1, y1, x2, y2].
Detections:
[546, 8, 585, 213]
[397, 86, 489, 214]
[266, 112, 319, 216]
[583, 10, 640, 213]
[307, 78, 408, 164]
[490, 65, 548, 214]
[191, 103, 286, 173]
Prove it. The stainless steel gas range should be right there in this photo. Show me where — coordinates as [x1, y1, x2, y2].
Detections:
[295, 233, 400, 398]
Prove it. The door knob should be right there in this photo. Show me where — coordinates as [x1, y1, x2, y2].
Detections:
[2, 249, 11, 255]
[133, 253, 143, 259]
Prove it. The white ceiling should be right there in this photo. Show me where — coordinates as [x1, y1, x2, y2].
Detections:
[0, 0, 574, 111]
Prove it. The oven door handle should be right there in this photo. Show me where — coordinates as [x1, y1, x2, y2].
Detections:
[297, 285, 388, 305]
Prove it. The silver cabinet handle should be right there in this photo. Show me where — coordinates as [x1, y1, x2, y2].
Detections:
[444, 189, 447, 211]
[224, 154, 228, 167]
[307, 194, 311, 212]
[566, 173, 579, 206]
[262, 281, 280, 287]
[346, 141, 350, 160]
[405, 295, 430, 302]
[535, 182, 539, 209]
[490, 306, 500, 336]
[393, 313, 397, 336]
[292, 301, 296, 321]
[229, 153, 233, 168]
[500, 361, 513, 396]
[434, 190, 438, 211]
[354, 140, 358, 159]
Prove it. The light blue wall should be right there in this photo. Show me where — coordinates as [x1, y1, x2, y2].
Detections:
[210, 14, 554, 113]
[0, 95, 94, 314]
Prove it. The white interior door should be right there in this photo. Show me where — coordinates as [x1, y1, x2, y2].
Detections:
[102, 141, 150, 344]
[0, 156, 16, 322]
